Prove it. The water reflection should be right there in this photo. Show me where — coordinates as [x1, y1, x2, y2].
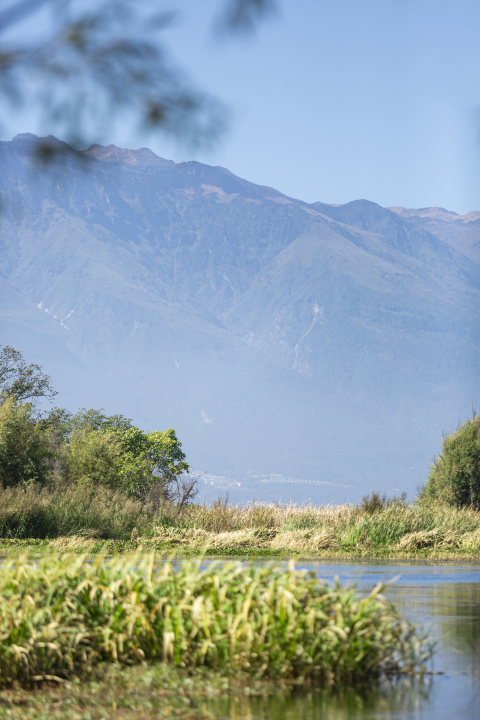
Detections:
[204, 562, 480, 720]
[391, 581, 480, 675]
[201, 679, 435, 719]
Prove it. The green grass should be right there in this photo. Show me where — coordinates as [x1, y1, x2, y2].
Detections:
[0, 554, 432, 687]
[0, 483, 149, 540]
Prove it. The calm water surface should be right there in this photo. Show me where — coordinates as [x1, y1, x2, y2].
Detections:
[203, 561, 480, 720]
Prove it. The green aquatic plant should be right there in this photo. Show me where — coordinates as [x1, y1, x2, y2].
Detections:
[0, 554, 432, 687]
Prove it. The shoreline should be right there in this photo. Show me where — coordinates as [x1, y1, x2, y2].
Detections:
[1, 537, 478, 560]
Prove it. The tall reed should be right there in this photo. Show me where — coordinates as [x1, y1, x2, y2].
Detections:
[0, 483, 150, 539]
[1, 484, 479, 552]
[0, 554, 431, 686]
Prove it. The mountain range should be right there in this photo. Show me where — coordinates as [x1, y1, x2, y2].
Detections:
[1, 133, 479, 502]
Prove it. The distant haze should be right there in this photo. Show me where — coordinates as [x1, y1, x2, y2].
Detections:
[1, 134, 479, 503]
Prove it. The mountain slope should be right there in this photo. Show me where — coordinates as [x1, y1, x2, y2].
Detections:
[0, 134, 478, 502]
[389, 206, 480, 266]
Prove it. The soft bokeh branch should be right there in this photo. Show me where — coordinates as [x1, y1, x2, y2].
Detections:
[219, 0, 277, 33]
[0, 0, 276, 153]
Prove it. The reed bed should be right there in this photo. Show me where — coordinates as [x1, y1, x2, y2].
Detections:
[148, 500, 480, 553]
[0, 483, 150, 540]
[0, 554, 432, 687]
[0, 484, 479, 553]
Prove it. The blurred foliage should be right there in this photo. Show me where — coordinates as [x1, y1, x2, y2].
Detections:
[0, 0, 276, 154]
[0, 554, 432, 686]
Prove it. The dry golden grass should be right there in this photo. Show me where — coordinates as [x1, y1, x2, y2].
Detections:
[150, 500, 480, 554]
[184, 500, 357, 535]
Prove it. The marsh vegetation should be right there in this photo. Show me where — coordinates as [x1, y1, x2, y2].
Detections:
[0, 483, 479, 557]
[0, 553, 432, 687]
[1, 347, 479, 558]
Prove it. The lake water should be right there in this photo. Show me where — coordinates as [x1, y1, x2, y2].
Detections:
[204, 561, 480, 719]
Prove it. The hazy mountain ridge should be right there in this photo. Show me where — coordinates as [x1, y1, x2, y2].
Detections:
[389, 205, 480, 266]
[0, 134, 478, 502]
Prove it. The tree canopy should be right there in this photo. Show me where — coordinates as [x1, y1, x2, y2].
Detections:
[0, 346, 196, 507]
[0, 345, 57, 407]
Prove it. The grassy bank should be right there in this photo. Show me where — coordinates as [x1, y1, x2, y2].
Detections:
[0, 664, 443, 720]
[0, 484, 479, 557]
[0, 554, 431, 688]
[0, 663, 446, 720]
[0, 663, 279, 720]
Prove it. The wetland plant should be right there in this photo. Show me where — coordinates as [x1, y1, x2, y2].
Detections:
[0, 554, 432, 686]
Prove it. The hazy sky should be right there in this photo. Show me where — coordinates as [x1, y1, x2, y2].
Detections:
[7, 0, 480, 213]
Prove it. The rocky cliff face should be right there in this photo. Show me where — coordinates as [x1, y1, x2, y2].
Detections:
[1, 134, 478, 502]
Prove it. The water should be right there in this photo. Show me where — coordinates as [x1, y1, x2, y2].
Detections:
[203, 561, 480, 719]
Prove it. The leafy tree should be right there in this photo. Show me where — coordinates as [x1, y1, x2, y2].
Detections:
[421, 414, 480, 508]
[64, 426, 124, 487]
[114, 426, 189, 500]
[0, 345, 57, 408]
[0, 351, 195, 505]
[40, 406, 132, 443]
[51, 407, 192, 502]
[0, 397, 54, 486]
[120, 427, 188, 474]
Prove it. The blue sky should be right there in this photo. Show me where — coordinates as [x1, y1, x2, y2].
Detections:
[6, 0, 480, 213]
[156, 0, 480, 214]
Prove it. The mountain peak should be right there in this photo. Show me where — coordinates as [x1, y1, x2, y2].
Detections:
[82, 142, 174, 169]
[389, 206, 459, 222]
[12, 133, 39, 142]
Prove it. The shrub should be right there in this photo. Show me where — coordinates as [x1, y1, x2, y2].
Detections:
[361, 491, 407, 515]
[421, 414, 480, 508]
[362, 491, 388, 514]
[0, 398, 54, 487]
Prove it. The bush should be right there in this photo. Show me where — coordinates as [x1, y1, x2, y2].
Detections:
[0, 398, 53, 487]
[421, 414, 480, 508]
[361, 491, 407, 515]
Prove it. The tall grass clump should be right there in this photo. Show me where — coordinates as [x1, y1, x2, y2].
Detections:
[162, 499, 358, 535]
[0, 483, 151, 539]
[0, 555, 431, 687]
[336, 499, 480, 549]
